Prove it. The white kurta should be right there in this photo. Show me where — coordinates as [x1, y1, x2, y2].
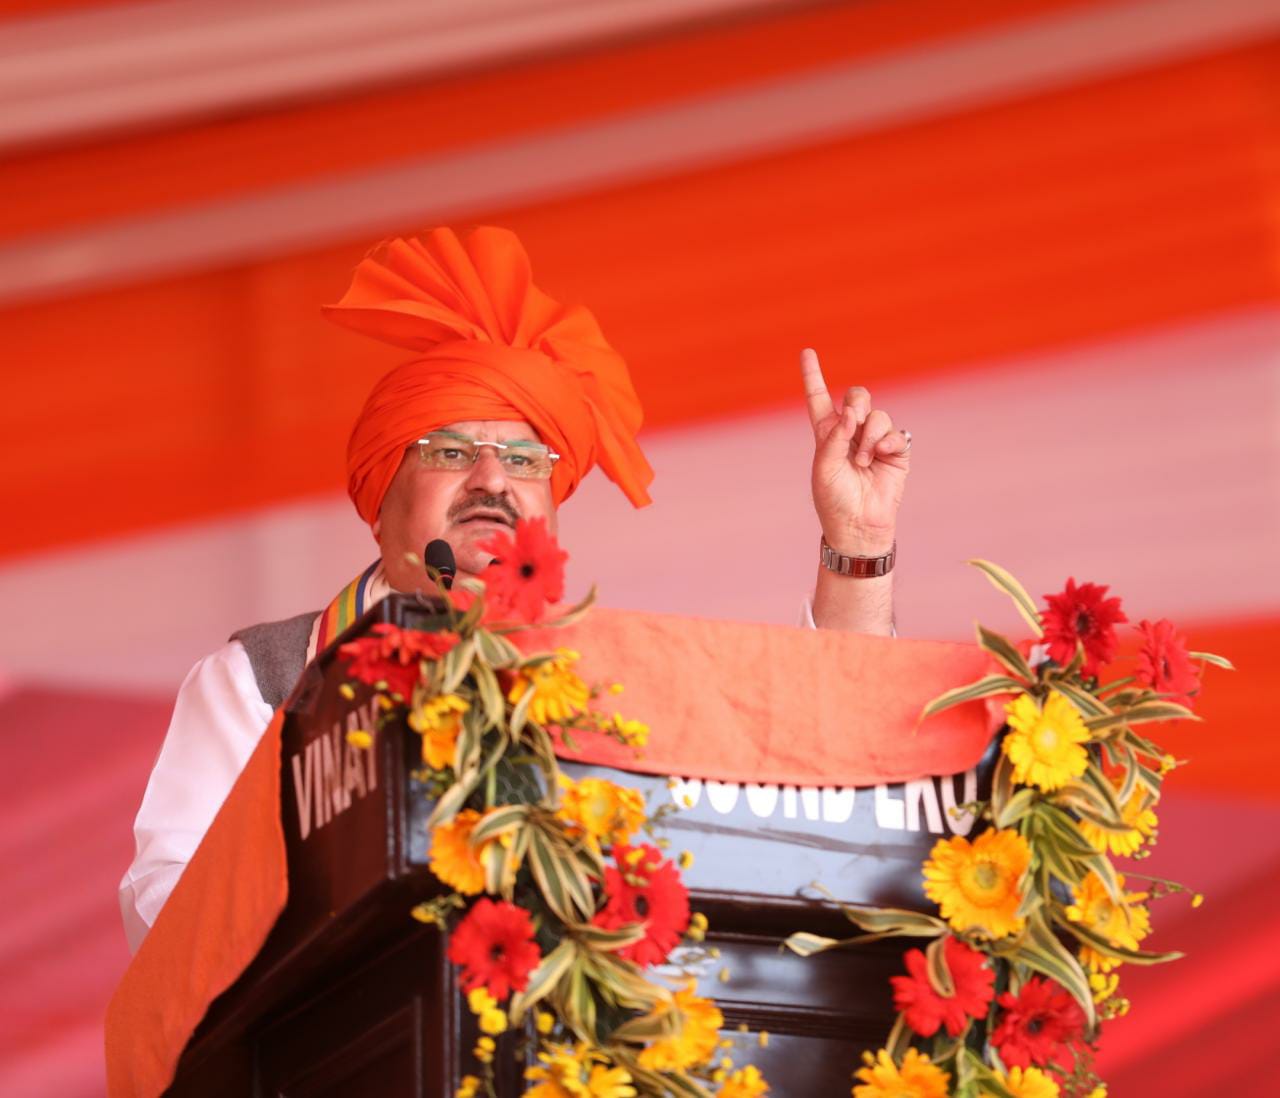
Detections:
[118, 641, 273, 953]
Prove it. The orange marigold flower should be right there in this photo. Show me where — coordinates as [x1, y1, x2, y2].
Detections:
[429, 809, 486, 895]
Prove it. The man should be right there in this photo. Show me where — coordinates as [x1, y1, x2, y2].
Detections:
[118, 227, 910, 951]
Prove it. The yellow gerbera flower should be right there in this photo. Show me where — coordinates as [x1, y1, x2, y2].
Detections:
[1078, 785, 1158, 857]
[525, 1043, 637, 1098]
[556, 775, 647, 850]
[428, 808, 487, 894]
[981, 1065, 1060, 1098]
[922, 828, 1030, 939]
[1002, 693, 1090, 792]
[719, 1064, 769, 1097]
[637, 985, 724, 1072]
[853, 1048, 949, 1098]
[509, 648, 591, 725]
[1067, 870, 1151, 971]
[409, 693, 469, 769]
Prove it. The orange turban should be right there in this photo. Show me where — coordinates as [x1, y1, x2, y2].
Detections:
[323, 227, 653, 524]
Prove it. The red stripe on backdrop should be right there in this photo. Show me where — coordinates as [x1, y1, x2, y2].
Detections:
[2, 41, 1280, 560]
[0, 0, 1104, 235]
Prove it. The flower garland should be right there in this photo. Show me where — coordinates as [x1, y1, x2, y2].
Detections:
[786, 561, 1231, 1098]
[338, 518, 769, 1098]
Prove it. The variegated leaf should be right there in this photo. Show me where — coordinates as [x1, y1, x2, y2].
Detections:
[925, 935, 955, 997]
[1189, 650, 1234, 670]
[967, 559, 1044, 636]
[976, 624, 1035, 682]
[441, 634, 478, 694]
[1055, 914, 1183, 965]
[921, 675, 1024, 720]
[509, 939, 577, 1024]
[1049, 680, 1112, 719]
[1016, 912, 1096, 1029]
[471, 804, 530, 846]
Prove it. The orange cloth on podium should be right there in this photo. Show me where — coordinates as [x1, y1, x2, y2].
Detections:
[104, 608, 1000, 1098]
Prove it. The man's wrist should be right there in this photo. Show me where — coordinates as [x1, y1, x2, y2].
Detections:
[822, 527, 897, 557]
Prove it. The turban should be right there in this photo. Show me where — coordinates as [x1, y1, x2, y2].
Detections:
[323, 227, 653, 525]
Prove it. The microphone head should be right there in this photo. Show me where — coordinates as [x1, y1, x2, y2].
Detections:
[424, 539, 456, 589]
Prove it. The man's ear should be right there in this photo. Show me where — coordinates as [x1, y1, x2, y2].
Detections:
[371, 516, 382, 542]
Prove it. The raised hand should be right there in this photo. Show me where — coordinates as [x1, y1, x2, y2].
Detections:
[801, 347, 910, 556]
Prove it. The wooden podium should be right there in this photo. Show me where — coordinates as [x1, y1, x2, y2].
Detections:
[164, 596, 994, 1097]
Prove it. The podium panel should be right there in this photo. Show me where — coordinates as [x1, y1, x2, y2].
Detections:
[167, 597, 994, 1097]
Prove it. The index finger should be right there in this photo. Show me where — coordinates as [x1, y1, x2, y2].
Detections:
[800, 347, 834, 428]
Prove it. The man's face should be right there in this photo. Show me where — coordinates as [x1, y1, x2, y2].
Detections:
[374, 419, 558, 591]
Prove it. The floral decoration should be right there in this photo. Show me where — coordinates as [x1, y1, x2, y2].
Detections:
[786, 560, 1231, 1097]
[340, 520, 765, 1098]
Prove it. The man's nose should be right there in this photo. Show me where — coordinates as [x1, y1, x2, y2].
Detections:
[463, 447, 510, 495]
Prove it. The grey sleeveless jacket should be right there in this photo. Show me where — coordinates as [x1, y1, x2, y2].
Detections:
[229, 610, 321, 710]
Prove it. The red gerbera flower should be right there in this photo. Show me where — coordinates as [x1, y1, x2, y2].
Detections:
[476, 517, 568, 623]
[891, 936, 996, 1037]
[447, 898, 542, 1001]
[1042, 578, 1127, 678]
[992, 976, 1086, 1073]
[339, 624, 458, 698]
[592, 844, 690, 967]
[1135, 618, 1199, 709]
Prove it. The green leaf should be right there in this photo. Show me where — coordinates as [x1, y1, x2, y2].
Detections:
[995, 787, 1037, 829]
[440, 634, 477, 694]
[509, 939, 576, 1024]
[1054, 912, 1183, 966]
[509, 681, 536, 740]
[976, 624, 1035, 681]
[1112, 743, 1138, 804]
[570, 921, 649, 953]
[583, 952, 663, 1011]
[1033, 802, 1100, 859]
[1008, 912, 1096, 1029]
[526, 820, 596, 924]
[783, 931, 841, 957]
[964, 1056, 1018, 1098]
[967, 559, 1044, 637]
[471, 804, 529, 845]
[925, 935, 955, 997]
[990, 750, 1015, 825]
[1189, 650, 1234, 670]
[556, 960, 598, 1044]
[608, 1004, 682, 1044]
[475, 628, 520, 669]
[833, 901, 949, 940]
[1056, 765, 1124, 828]
[1049, 681, 1112, 719]
[425, 771, 475, 831]
[657, 1072, 714, 1098]
[1114, 701, 1200, 727]
[470, 660, 506, 731]
[1132, 760, 1164, 798]
[1121, 728, 1164, 758]
[921, 675, 1023, 720]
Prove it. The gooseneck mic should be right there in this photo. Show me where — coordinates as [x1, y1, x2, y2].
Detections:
[424, 539, 456, 590]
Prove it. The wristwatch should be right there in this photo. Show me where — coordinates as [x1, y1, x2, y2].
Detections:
[820, 536, 896, 578]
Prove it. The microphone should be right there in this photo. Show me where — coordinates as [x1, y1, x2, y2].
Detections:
[424, 539, 456, 590]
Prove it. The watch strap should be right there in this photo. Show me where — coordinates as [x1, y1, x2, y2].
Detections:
[820, 536, 896, 578]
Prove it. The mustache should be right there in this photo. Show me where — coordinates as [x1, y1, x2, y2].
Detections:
[448, 493, 520, 525]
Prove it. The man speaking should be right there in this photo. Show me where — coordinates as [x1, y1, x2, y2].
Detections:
[118, 226, 912, 951]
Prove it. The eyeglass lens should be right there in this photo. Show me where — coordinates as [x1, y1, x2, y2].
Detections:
[417, 433, 556, 479]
